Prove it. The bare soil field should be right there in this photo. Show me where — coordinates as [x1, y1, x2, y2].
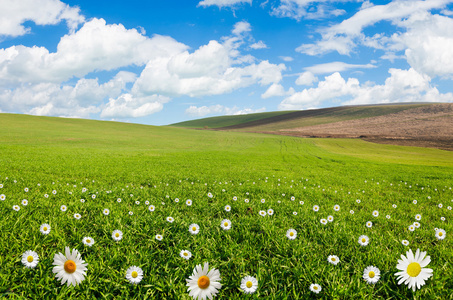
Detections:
[263, 103, 453, 151]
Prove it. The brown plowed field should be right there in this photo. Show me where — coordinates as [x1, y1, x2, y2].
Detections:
[261, 103, 453, 151]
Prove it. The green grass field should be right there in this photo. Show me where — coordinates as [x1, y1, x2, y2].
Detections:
[1, 113, 452, 299]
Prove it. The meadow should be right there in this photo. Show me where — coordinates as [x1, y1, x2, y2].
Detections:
[1, 113, 452, 299]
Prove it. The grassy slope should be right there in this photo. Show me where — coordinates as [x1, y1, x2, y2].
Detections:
[170, 111, 294, 129]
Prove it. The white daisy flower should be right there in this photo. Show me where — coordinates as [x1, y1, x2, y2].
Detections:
[333, 204, 340, 211]
[52, 247, 88, 287]
[186, 262, 222, 300]
[13, 205, 20, 211]
[327, 215, 334, 222]
[91, 194, 96, 199]
[290, 196, 295, 201]
[74, 213, 81, 220]
[363, 266, 380, 284]
[350, 210, 354, 214]
[80, 199, 85, 203]
[244, 199, 249, 203]
[60, 205, 67, 212]
[166, 216, 174, 223]
[135, 201, 140, 205]
[0, 194, 5, 201]
[52, 190, 57, 195]
[82, 188, 87, 193]
[103, 208, 110, 216]
[126, 266, 143, 284]
[189, 224, 200, 235]
[173, 199, 178, 203]
[155, 234, 163, 241]
[261, 199, 265, 203]
[286, 229, 297, 240]
[128, 211, 133, 216]
[207, 192, 213, 198]
[408, 225, 415, 232]
[112, 230, 123, 241]
[40, 223, 51, 235]
[392, 204, 397, 208]
[267, 208, 274, 216]
[320, 218, 328, 225]
[292, 211, 297, 216]
[22, 250, 39, 268]
[327, 255, 340, 265]
[21, 199, 28, 206]
[24, 187, 29, 192]
[186, 199, 192, 206]
[386, 215, 391, 219]
[415, 214, 421, 221]
[358, 235, 369, 246]
[435, 229, 446, 240]
[356, 199, 361, 204]
[240, 275, 258, 294]
[313, 205, 319, 212]
[438, 203, 443, 208]
[310, 283, 321, 294]
[395, 248, 433, 291]
[448, 206, 452, 210]
[233, 196, 237, 201]
[413, 200, 417, 204]
[372, 210, 379, 217]
[117, 198, 122, 203]
[44, 194, 49, 198]
[299, 201, 304, 205]
[402, 240, 410, 246]
[441, 217, 445, 221]
[82, 237, 95, 247]
[148, 205, 155, 212]
[413, 222, 420, 228]
[220, 219, 232, 230]
[180, 250, 192, 260]
[224, 205, 231, 212]
[366, 221, 373, 228]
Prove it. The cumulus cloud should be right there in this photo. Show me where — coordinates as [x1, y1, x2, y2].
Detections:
[0, 18, 187, 85]
[0, 0, 85, 37]
[261, 83, 295, 98]
[185, 104, 265, 117]
[279, 68, 453, 110]
[198, 0, 252, 8]
[304, 61, 376, 75]
[101, 94, 170, 118]
[249, 41, 268, 49]
[271, 0, 350, 21]
[295, 71, 318, 86]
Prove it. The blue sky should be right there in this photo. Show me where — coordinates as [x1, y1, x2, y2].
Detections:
[1, 0, 453, 125]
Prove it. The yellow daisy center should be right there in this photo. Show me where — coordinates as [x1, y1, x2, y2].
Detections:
[115, 233, 120, 237]
[439, 232, 443, 236]
[224, 222, 228, 227]
[183, 252, 188, 256]
[246, 281, 253, 288]
[27, 255, 34, 262]
[368, 271, 375, 278]
[43, 227, 48, 231]
[289, 232, 294, 236]
[331, 258, 336, 261]
[197, 275, 210, 289]
[86, 239, 91, 243]
[407, 262, 421, 277]
[313, 285, 318, 290]
[192, 227, 197, 231]
[362, 238, 366, 243]
[131, 271, 138, 278]
[64, 260, 76, 274]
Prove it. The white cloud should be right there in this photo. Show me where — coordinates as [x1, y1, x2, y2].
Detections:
[101, 94, 170, 118]
[295, 71, 318, 86]
[297, 0, 451, 56]
[279, 56, 294, 62]
[261, 83, 295, 98]
[0, 0, 85, 37]
[249, 41, 268, 49]
[185, 104, 265, 117]
[271, 0, 350, 21]
[279, 68, 453, 110]
[0, 18, 187, 84]
[198, 0, 252, 8]
[304, 61, 376, 74]
[232, 21, 251, 36]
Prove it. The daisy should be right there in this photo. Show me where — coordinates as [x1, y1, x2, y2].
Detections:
[155, 234, 163, 241]
[233, 196, 237, 201]
[395, 248, 433, 291]
[186, 262, 222, 300]
[52, 190, 57, 195]
[103, 208, 110, 216]
[448, 206, 452, 210]
[224, 205, 231, 212]
[299, 201, 304, 205]
[24, 187, 29, 192]
[167, 216, 174, 223]
[415, 214, 421, 221]
[0, 194, 5, 201]
[413, 222, 420, 228]
[117, 198, 122, 203]
[128, 211, 133, 216]
[240, 275, 258, 294]
[126, 266, 143, 284]
[386, 215, 391, 219]
[363, 266, 380, 284]
[350, 210, 354, 214]
[40, 223, 51, 235]
[333, 204, 340, 211]
[220, 219, 231, 230]
[135, 201, 140, 205]
[145, 200, 150, 205]
[392, 204, 397, 208]
[358, 235, 369, 246]
[180, 250, 192, 260]
[22, 250, 39, 268]
[60, 205, 67, 212]
[320, 218, 328, 225]
[313, 205, 319, 212]
[310, 283, 321, 294]
[286, 229, 297, 240]
[438, 203, 443, 208]
[82, 237, 95, 247]
[366, 221, 373, 228]
[267, 208, 274, 216]
[372, 210, 379, 217]
[408, 225, 415, 232]
[413, 200, 417, 204]
[13, 205, 20, 211]
[402, 240, 410, 246]
[74, 213, 81, 220]
[186, 199, 192, 206]
[290, 196, 295, 201]
[44, 194, 49, 198]
[82, 187, 87, 193]
[80, 199, 85, 203]
[327, 255, 340, 265]
[261, 199, 265, 203]
[91, 194, 96, 199]
[21, 199, 28, 206]
[148, 205, 155, 212]
[292, 211, 297, 216]
[435, 229, 446, 240]
[327, 215, 334, 222]
[52, 247, 88, 287]
[207, 192, 213, 198]
[189, 224, 200, 235]
[441, 217, 445, 221]
[244, 199, 249, 203]
[356, 199, 361, 204]
[112, 230, 123, 241]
